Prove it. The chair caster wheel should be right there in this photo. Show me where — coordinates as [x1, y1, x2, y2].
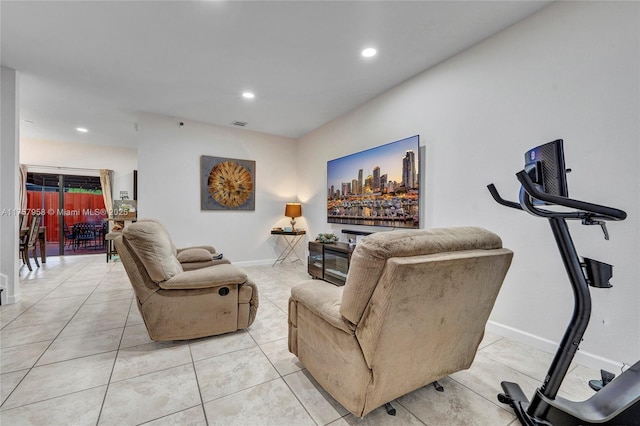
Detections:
[384, 402, 396, 416]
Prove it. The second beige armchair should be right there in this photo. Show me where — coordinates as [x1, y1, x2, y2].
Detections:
[288, 227, 513, 417]
[115, 220, 258, 341]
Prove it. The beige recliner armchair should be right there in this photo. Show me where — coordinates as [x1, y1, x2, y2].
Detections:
[114, 220, 259, 341]
[288, 227, 513, 417]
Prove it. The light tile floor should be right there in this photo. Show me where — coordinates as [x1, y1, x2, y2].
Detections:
[1, 255, 597, 425]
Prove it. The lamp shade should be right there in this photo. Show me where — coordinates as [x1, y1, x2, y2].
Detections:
[285, 203, 302, 218]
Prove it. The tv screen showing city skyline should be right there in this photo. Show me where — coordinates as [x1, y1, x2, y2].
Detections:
[327, 135, 419, 229]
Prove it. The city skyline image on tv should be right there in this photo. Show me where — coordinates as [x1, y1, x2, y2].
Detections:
[327, 135, 419, 229]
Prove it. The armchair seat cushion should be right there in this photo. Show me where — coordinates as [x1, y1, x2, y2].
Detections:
[159, 264, 247, 290]
[291, 280, 353, 334]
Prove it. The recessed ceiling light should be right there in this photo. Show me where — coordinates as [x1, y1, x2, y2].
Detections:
[76, 127, 88, 133]
[242, 91, 255, 99]
[361, 47, 377, 58]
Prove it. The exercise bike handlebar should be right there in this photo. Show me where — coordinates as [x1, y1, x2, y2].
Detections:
[487, 172, 627, 221]
[487, 183, 523, 211]
[515, 170, 627, 221]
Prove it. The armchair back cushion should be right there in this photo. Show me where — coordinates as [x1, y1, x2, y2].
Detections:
[341, 227, 503, 324]
[356, 248, 512, 413]
[137, 218, 179, 255]
[123, 221, 183, 283]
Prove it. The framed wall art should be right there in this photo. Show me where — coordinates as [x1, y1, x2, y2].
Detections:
[200, 155, 256, 210]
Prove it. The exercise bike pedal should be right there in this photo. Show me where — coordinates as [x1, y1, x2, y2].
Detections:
[588, 369, 616, 391]
[497, 393, 512, 404]
[499, 381, 530, 407]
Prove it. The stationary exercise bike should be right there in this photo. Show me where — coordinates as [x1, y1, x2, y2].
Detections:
[488, 139, 640, 425]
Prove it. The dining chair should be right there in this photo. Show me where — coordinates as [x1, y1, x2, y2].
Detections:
[73, 222, 96, 250]
[20, 213, 42, 271]
[19, 213, 29, 232]
[63, 222, 75, 248]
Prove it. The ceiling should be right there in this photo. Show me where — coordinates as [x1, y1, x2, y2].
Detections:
[1, 1, 551, 148]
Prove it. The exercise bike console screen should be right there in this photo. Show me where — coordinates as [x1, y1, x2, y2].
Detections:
[523, 139, 568, 204]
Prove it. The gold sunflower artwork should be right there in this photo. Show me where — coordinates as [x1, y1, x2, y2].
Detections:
[201, 155, 256, 210]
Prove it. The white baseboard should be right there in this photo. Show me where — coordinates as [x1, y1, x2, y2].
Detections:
[0, 273, 5, 305]
[234, 259, 278, 267]
[0, 273, 19, 305]
[486, 320, 626, 373]
[235, 258, 309, 267]
[5, 293, 18, 304]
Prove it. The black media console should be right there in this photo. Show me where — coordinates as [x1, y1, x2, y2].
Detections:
[308, 230, 372, 286]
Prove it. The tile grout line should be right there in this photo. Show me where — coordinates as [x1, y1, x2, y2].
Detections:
[4, 260, 551, 424]
[252, 267, 356, 426]
[249, 326, 321, 426]
[3, 258, 130, 417]
[188, 334, 211, 426]
[1, 261, 115, 410]
[95, 293, 134, 425]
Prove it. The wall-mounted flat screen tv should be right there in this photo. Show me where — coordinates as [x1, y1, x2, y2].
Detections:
[327, 135, 420, 229]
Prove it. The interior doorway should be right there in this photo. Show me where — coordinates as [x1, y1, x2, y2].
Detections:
[26, 172, 107, 257]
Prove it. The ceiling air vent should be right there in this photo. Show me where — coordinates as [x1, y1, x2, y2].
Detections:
[232, 121, 247, 127]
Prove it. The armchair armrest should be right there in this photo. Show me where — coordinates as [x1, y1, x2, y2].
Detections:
[175, 247, 231, 269]
[291, 280, 354, 334]
[159, 264, 247, 290]
[177, 245, 216, 254]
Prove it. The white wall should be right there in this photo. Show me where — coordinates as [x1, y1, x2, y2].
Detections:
[136, 114, 298, 264]
[298, 1, 639, 367]
[0, 66, 20, 304]
[20, 138, 137, 199]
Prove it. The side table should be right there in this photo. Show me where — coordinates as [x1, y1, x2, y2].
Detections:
[105, 231, 121, 263]
[271, 229, 306, 266]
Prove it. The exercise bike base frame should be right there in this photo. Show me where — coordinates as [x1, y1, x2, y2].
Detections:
[500, 362, 640, 426]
